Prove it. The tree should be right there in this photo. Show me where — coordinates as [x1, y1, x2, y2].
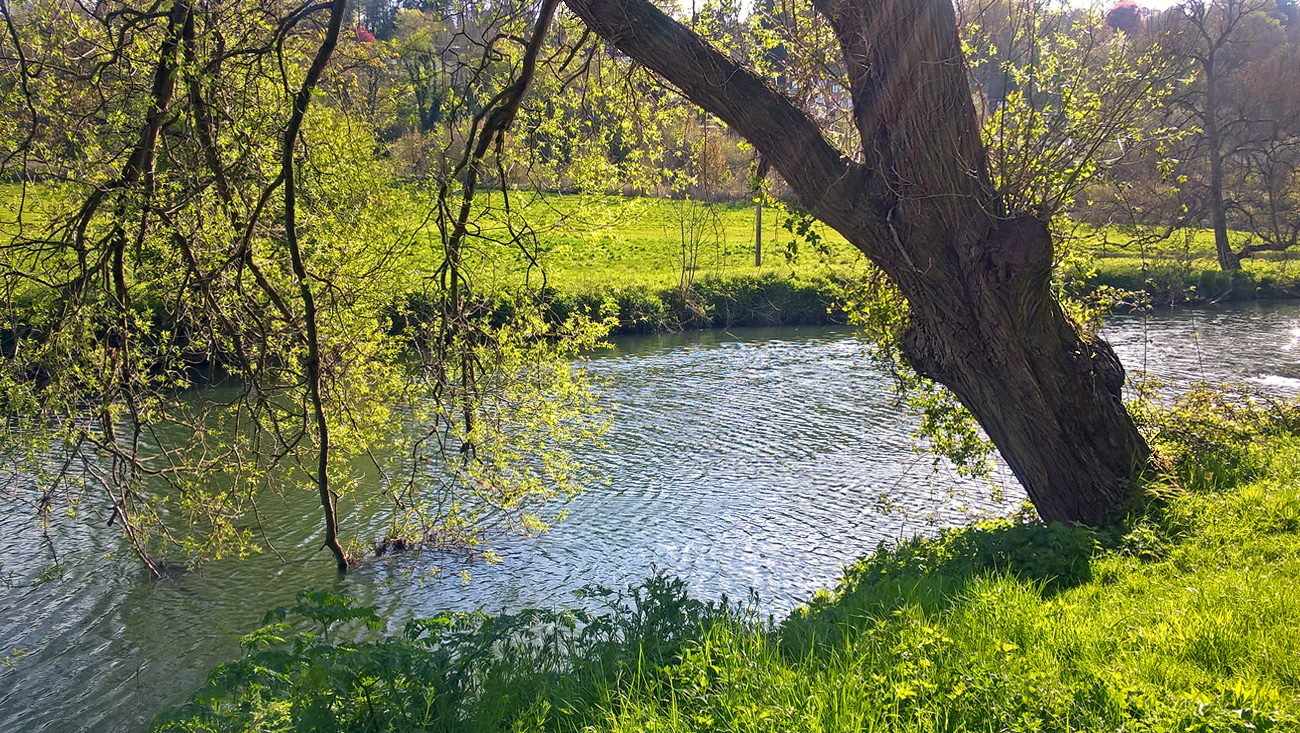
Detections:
[1229, 31, 1300, 257]
[1108, 1, 1145, 34]
[960, 0, 1177, 221]
[563, 0, 1150, 523]
[1159, 0, 1279, 270]
[0, 0, 609, 574]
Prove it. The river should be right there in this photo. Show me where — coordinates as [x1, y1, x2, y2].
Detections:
[1, 301, 1298, 732]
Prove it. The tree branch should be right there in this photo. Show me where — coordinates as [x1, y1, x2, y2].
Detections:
[280, 0, 350, 571]
[562, 0, 871, 245]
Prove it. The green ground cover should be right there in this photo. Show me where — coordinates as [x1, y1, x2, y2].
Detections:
[397, 192, 1300, 308]
[0, 184, 861, 332]
[1088, 255, 1300, 305]
[5, 183, 1300, 331]
[1062, 225, 1300, 305]
[398, 189, 860, 290]
[392, 190, 864, 331]
[157, 389, 1300, 732]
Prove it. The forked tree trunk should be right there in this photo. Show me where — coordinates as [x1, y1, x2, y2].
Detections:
[567, 0, 1151, 524]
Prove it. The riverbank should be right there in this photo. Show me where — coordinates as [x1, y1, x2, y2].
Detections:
[399, 272, 854, 336]
[449, 256, 1300, 337]
[432, 192, 1300, 333]
[157, 389, 1300, 732]
[6, 185, 1299, 337]
[1084, 254, 1300, 307]
[438, 193, 1300, 332]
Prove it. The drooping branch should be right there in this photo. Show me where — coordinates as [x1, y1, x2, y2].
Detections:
[1237, 238, 1300, 258]
[435, 0, 560, 449]
[66, 0, 191, 295]
[280, 0, 350, 571]
[182, 6, 234, 212]
[562, 0, 874, 251]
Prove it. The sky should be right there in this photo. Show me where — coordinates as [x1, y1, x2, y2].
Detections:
[1078, 0, 1187, 10]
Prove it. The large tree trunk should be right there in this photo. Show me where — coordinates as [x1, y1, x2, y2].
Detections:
[564, 0, 1152, 524]
[1204, 63, 1242, 271]
[899, 216, 1148, 523]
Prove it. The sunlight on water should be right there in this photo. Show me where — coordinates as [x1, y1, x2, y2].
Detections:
[1284, 327, 1300, 352]
[2, 301, 1300, 732]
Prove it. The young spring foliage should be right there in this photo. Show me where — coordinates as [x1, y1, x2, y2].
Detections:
[0, 0, 613, 574]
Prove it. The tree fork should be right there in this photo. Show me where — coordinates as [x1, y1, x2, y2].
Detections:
[566, 0, 1152, 524]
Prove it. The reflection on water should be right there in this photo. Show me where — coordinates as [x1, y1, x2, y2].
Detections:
[1104, 303, 1300, 387]
[2, 302, 1299, 732]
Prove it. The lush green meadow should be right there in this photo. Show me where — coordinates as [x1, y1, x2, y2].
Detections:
[156, 390, 1300, 732]
[6, 183, 1300, 331]
[1, 184, 862, 332]
[398, 189, 861, 290]
[1063, 226, 1300, 305]
[397, 190, 1300, 307]
[403, 190, 1300, 305]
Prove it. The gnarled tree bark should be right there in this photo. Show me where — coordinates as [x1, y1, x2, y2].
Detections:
[565, 0, 1150, 524]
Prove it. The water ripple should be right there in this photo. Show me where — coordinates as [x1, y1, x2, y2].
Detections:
[2, 304, 1299, 732]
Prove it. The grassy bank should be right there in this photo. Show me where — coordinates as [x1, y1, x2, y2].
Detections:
[405, 192, 860, 292]
[1087, 256, 1300, 306]
[1063, 225, 1300, 307]
[413, 192, 1300, 320]
[6, 184, 1300, 333]
[157, 389, 1300, 732]
[397, 191, 862, 333]
[413, 193, 1300, 331]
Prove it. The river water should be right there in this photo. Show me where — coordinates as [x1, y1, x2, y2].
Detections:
[2, 302, 1298, 732]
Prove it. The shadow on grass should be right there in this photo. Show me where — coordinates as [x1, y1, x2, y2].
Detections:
[778, 517, 1124, 657]
[155, 516, 1135, 732]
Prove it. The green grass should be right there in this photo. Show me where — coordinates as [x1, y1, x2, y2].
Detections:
[1, 183, 863, 332]
[157, 392, 1300, 732]
[6, 182, 1300, 335]
[1, 184, 862, 290]
[597, 429, 1300, 733]
[1060, 224, 1300, 305]
[398, 189, 861, 292]
[1087, 256, 1300, 305]
[393, 189, 867, 332]
[601, 452, 1300, 732]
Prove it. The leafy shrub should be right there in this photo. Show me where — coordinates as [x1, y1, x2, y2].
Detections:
[693, 273, 847, 328]
[1134, 384, 1300, 493]
[155, 574, 739, 732]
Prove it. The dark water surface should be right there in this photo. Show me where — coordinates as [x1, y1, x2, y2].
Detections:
[2, 301, 1298, 732]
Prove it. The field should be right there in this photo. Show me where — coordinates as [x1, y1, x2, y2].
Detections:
[397, 189, 862, 292]
[5, 183, 1299, 326]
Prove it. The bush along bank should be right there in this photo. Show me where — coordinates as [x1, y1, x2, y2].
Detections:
[1080, 257, 1300, 307]
[396, 272, 852, 337]
[157, 387, 1300, 733]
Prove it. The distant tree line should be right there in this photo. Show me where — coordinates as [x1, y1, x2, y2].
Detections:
[4, 0, 1296, 272]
